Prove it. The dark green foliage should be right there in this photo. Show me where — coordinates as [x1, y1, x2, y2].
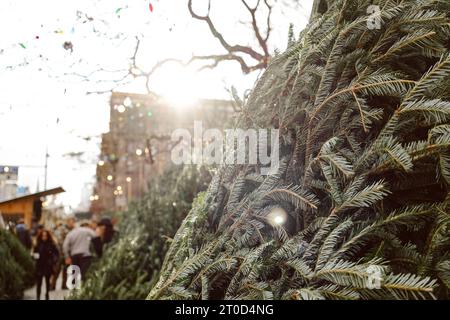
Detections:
[71, 165, 211, 300]
[148, 0, 450, 300]
[0, 229, 35, 300]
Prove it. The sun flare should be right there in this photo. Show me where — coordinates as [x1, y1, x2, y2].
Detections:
[154, 64, 201, 109]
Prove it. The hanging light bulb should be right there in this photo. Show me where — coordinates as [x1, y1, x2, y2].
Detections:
[136, 148, 143, 156]
[126, 177, 132, 183]
[267, 207, 288, 227]
[117, 105, 126, 113]
[123, 97, 132, 107]
[98, 160, 105, 166]
[107, 175, 113, 181]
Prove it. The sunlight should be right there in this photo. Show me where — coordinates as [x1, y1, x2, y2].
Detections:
[154, 64, 200, 109]
[267, 207, 288, 227]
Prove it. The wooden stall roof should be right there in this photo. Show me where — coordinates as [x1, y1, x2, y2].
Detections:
[0, 187, 65, 205]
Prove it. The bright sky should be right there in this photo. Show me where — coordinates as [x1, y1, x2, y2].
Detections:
[0, 0, 312, 211]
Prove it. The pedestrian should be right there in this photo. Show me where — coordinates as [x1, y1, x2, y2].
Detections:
[62, 220, 101, 280]
[94, 218, 117, 257]
[51, 221, 68, 290]
[59, 217, 76, 289]
[66, 217, 76, 231]
[34, 229, 60, 300]
[15, 218, 32, 250]
[0, 213, 5, 229]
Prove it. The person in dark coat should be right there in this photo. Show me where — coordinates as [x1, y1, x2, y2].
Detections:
[93, 218, 117, 257]
[15, 218, 32, 250]
[33, 229, 59, 300]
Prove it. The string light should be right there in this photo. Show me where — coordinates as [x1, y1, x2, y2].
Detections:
[117, 105, 126, 113]
[274, 215, 285, 225]
[123, 97, 132, 107]
[107, 175, 113, 181]
[98, 160, 105, 166]
[267, 207, 287, 227]
[135, 148, 143, 156]
[117, 186, 122, 191]
[126, 177, 132, 182]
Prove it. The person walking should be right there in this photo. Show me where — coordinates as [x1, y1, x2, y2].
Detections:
[62, 220, 100, 280]
[60, 217, 76, 289]
[34, 229, 59, 300]
[51, 221, 69, 290]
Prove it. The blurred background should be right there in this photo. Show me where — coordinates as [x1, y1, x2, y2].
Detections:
[0, 0, 312, 223]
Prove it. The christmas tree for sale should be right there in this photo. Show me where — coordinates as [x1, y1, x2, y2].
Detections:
[71, 165, 211, 300]
[0, 229, 35, 299]
[148, 0, 450, 300]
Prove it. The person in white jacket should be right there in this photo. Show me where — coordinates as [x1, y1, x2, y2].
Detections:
[63, 220, 102, 279]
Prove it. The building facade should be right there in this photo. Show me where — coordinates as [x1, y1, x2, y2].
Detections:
[0, 166, 19, 201]
[90, 92, 234, 214]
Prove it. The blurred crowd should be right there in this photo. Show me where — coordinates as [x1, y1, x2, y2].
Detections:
[7, 216, 116, 300]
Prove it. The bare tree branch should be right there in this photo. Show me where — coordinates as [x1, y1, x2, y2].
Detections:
[138, 53, 266, 94]
[241, 0, 269, 58]
[79, 1, 276, 95]
[263, 0, 272, 42]
[187, 0, 272, 72]
[188, 0, 264, 61]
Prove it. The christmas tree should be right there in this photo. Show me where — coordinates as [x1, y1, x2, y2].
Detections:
[0, 229, 35, 299]
[148, 0, 450, 300]
[71, 165, 211, 299]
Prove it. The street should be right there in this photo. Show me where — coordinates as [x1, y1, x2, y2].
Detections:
[23, 274, 70, 300]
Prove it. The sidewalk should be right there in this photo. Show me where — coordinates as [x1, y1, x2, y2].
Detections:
[23, 274, 71, 300]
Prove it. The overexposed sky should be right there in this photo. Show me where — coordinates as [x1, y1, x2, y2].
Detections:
[0, 0, 312, 211]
